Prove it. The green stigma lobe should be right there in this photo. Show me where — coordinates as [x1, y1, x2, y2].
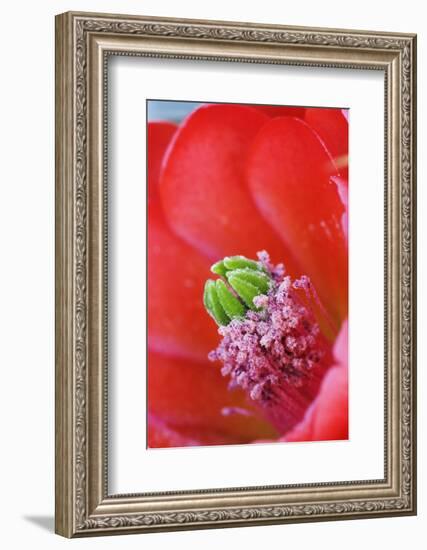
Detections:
[223, 255, 263, 272]
[204, 254, 272, 326]
[226, 268, 271, 294]
[227, 275, 261, 310]
[204, 280, 230, 325]
[216, 279, 246, 319]
[210, 259, 228, 277]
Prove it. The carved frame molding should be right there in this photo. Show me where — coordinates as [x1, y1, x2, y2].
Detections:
[55, 11, 416, 537]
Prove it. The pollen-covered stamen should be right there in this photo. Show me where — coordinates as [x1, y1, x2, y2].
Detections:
[207, 251, 330, 434]
[293, 274, 338, 339]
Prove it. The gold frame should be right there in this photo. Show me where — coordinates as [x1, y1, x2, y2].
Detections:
[55, 11, 417, 537]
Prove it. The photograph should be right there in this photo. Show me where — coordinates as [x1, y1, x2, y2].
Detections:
[147, 100, 349, 448]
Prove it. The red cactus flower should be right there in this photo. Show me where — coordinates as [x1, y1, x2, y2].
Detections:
[148, 103, 348, 448]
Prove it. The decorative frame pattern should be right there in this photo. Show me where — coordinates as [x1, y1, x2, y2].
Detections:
[55, 11, 417, 537]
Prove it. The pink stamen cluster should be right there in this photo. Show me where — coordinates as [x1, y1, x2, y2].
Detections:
[209, 251, 328, 432]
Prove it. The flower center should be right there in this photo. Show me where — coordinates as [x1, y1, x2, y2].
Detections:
[205, 251, 330, 433]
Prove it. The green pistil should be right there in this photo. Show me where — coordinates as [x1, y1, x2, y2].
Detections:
[203, 280, 229, 326]
[226, 268, 270, 294]
[204, 255, 272, 326]
[215, 279, 246, 319]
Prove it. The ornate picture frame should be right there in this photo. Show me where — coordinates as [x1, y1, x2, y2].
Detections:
[55, 11, 417, 537]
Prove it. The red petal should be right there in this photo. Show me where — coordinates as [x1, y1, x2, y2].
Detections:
[148, 352, 278, 442]
[148, 204, 219, 361]
[160, 104, 297, 267]
[284, 364, 348, 442]
[147, 415, 249, 448]
[333, 319, 348, 365]
[148, 415, 201, 448]
[148, 121, 219, 361]
[247, 117, 348, 325]
[147, 122, 177, 202]
[256, 105, 305, 118]
[284, 320, 348, 442]
[305, 108, 348, 180]
[331, 175, 349, 243]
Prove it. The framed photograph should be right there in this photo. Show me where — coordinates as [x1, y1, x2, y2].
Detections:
[55, 11, 417, 537]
